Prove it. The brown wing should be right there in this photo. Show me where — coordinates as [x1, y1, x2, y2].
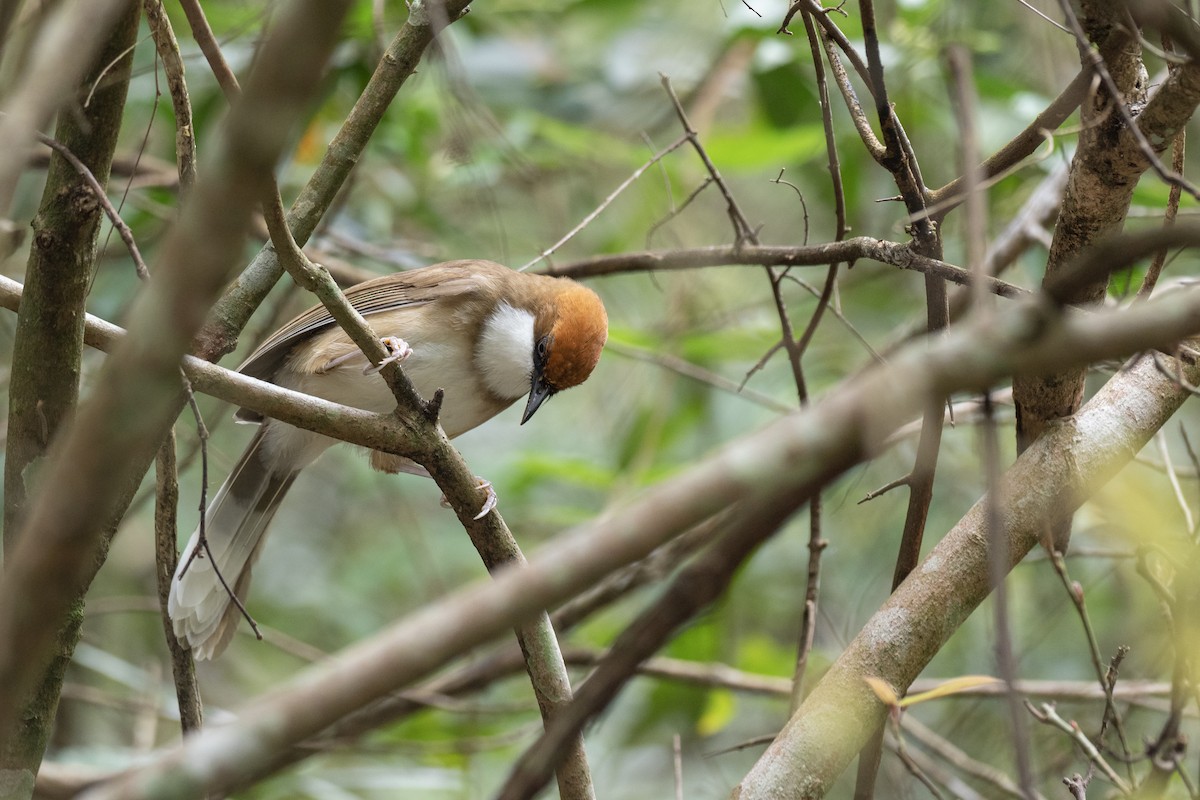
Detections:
[237, 261, 496, 382]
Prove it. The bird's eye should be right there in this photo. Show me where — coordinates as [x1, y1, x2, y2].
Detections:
[536, 337, 549, 360]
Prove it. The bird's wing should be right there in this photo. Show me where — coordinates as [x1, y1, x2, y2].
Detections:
[237, 264, 489, 381]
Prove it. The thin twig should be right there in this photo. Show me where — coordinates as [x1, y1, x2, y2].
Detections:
[1138, 131, 1186, 299]
[771, 169, 810, 246]
[659, 75, 758, 244]
[859, 475, 910, 504]
[152, 431, 203, 732]
[520, 134, 689, 271]
[789, 4, 847, 708]
[34, 133, 149, 280]
[605, 340, 792, 414]
[1015, 0, 1072, 34]
[1158, 429, 1195, 532]
[1046, 551, 1135, 778]
[645, 176, 714, 248]
[1024, 702, 1132, 794]
[782, 273, 882, 363]
[663, 75, 834, 725]
[673, 734, 683, 800]
[178, 0, 242, 100]
[886, 713, 945, 799]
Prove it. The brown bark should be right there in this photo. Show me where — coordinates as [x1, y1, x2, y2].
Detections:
[1010, 6, 1200, 549]
[1013, 6, 1148, 460]
[0, 0, 353, 773]
[0, 6, 140, 796]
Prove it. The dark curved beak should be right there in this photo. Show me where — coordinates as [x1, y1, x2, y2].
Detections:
[521, 374, 554, 425]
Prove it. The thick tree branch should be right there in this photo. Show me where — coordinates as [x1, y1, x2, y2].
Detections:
[69, 244, 1200, 800]
[732, 354, 1195, 799]
[0, 5, 140, 793]
[1013, 3, 1150, 482]
[0, 0, 353, 753]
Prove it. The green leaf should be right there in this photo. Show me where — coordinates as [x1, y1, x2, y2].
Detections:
[701, 125, 826, 171]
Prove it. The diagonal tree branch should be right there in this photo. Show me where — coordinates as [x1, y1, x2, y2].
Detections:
[733, 351, 1196, 799]
[0, 5, 141, 793]
[0, 0, 354, 754]
[259, 188, 595, 799]
[68, 239, 1200, 800]
[1012, 3, 1200, 553]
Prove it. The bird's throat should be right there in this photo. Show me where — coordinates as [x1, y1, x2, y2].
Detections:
[476, 302, 536, 401]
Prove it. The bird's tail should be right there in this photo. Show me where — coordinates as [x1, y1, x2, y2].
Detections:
[168, 426, 297, 660]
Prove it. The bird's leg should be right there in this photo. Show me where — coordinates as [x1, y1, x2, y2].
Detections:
[317, 336, 413, 374]
[440, 477, 498, 520]
[369, 452, 497, 519]
[363, 335, 413, 374]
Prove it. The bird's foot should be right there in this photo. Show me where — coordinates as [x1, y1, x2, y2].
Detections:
[441, 477, 497, 520]
[363, 336, 413, 375]
[318, 337, 413, 375]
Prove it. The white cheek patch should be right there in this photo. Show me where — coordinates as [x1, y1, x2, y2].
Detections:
[476, 303, 536, 400]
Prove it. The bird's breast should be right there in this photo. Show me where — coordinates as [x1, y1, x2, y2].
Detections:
[281, 334, 518, 439]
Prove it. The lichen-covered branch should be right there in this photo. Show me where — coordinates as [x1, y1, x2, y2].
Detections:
[0, 0, 353, 759]
[0, 6, 140, 795]
[733, 350, 1196, 798]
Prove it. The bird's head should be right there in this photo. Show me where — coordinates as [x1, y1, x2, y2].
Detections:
[523, 281, 608, 424]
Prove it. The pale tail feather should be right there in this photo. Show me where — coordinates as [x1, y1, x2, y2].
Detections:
[168, 427, 297, 660]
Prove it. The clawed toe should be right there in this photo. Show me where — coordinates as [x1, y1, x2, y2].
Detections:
[320, 336, 413, 375]
[440, 477, 497, 519]
[363, 336, 413, 375]
[473, 479, 497, 519]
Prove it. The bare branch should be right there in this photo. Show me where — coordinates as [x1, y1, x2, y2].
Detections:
[60, 252, 1200, 800]
[0, 0, 355, 750]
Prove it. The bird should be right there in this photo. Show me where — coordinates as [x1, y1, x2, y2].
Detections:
[168, 259, 608, 660]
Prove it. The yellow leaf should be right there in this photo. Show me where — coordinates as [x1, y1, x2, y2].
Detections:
[900, 676, 1001, 707]
[865, 677, 900, 707]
